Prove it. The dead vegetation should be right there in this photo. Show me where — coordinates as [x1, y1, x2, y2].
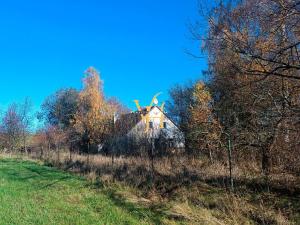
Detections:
[18, 150, 299, 225]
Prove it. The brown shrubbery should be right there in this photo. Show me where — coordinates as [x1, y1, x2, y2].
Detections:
[21, 148, 299, 224]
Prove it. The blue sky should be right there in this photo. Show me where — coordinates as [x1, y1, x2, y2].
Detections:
[0, 0, 207, 112]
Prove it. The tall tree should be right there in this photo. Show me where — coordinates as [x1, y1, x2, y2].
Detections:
[74, 67, 114, 153]
[188, 81, 221, 159]
[39, 88, 79, 129]
[167, 82, 194, 133]
[1, 104, 22, 151]
[19, 97, 33, 153]
[198, 0, 300, 174]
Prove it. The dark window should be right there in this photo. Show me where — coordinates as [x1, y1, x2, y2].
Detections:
[168, 139, 174, 148]
[149, 122, 153, 129]
[163, 122, 167, 129]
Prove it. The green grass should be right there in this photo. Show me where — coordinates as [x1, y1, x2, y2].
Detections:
[0, 158, 165, 225]
[2, 156, 297, 225]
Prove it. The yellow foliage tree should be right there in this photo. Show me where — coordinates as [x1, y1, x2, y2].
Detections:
[188, 81, 221, 160]
[74, 67, 113, 151]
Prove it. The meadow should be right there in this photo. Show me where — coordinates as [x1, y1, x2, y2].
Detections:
[1, 152, 299, 225]
[0, 157, 169, 225]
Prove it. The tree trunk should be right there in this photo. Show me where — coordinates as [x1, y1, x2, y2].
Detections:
[56, 145, 60, 163]
[209, 148, 213, 163]
[40, 146, 44, 159]
[150, 139, 155, 179]
[48, 142, 51, 158]
[262, 148, 271, 175]
[23, 132, 27, 155]
[227, 136, 234, 192]
[87, 142, 90, 164]
[69, 144, 72, 161]
[111, 153, 114, 166]
[261, 146, 271, 192]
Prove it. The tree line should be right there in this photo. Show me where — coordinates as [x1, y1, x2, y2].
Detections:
[0, 0, 299, 191]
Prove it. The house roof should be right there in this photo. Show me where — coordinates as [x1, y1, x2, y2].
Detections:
[114, 106, 181, 135]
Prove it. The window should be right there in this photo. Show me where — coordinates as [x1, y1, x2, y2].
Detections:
[149, 121, 153, 129]
[163, 122, 167, 129]
[168, 139, 174, 148]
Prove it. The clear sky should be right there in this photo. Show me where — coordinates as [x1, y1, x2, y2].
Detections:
[0, 0, 207, 111]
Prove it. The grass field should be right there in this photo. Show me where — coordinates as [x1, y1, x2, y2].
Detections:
[0, 157, 167, 225]
[1, 155, 299, 225]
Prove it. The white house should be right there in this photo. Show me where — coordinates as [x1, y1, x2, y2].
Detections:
[114, 106, 185, 149]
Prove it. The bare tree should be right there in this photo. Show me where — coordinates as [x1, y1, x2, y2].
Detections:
[196, 0, 300, 177]
[19, 97, 33, 154]
[1, 104, 22, 152]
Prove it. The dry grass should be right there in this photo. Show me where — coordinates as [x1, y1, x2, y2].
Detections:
[8, 151, 300, 225]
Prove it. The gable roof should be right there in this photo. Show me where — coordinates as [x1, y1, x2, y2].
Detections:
[151, 106, 181, 130]
[114, 106, 181, 136]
